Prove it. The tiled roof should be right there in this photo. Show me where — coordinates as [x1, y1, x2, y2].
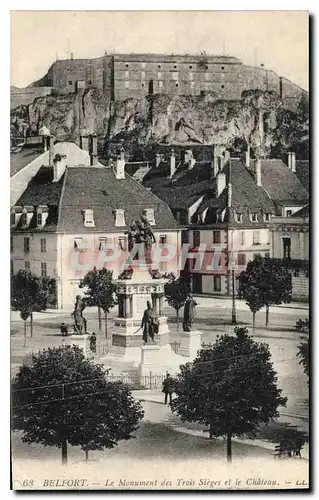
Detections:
[13, 166, 178, 233]
[291, 204, 309, 219]
[252, 159, 309, 204]
[10, 146, 44, 176]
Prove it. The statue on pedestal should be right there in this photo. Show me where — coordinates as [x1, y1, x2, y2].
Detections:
[141, 301, 159, 344]
[125, 215, 156, 262]
[182, 294, 197, 332]
[72, 295, 87, 334]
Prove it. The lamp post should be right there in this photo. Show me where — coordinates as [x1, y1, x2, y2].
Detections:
[229, 258, 237, 325]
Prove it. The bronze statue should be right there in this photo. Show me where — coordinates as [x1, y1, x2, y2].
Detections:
[72, 295, 87, 334]
[182, 294, 197, 332]
[141, 301, 159, 343]
[118, 267, 134, 280]
[125, 215, 156, 263]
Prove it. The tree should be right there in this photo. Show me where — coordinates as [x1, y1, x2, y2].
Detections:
[12, 345, 144, 465]
[238, 256, 292, 328]
[11, 270, 54, 338]
[164, 274, 191, 331]
[297, 336, 309, 384]
[80, 267, 117, 338]
[171, 327, 287, 462]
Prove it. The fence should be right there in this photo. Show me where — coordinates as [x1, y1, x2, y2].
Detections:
[106, 372, 167, 390]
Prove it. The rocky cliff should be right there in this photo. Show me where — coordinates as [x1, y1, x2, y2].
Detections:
[10, 89, 309, 160]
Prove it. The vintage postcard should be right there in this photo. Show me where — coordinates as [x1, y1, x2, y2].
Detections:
[10, 10, 309, 491]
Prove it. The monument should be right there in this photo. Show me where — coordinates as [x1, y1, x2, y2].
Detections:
[66, 295, 90, 357]
[103, 216, 191, 377]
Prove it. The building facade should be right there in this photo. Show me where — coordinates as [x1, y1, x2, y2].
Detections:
[11, 140, 181, 309]
[33, 53, 307, 104]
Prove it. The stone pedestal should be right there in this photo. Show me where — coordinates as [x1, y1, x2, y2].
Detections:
[68, 334, 89, 357]
[178, 330, 202, 358]
[139, 344, 186, 377]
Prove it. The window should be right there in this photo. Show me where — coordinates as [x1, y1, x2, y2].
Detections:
[114, 209, 126, 227]
[143, 208, 155, 226]
[283, 237, 291, 259]
[221, 66, 224, 70]
[250, 213, 258, 222]
[237, 253, 246, 266]
[286, 210, 292, 217]
[175, 83, 179, 87]
[159, 235, 167, 245]
[253, 253, 261, 259]
[253, 230, 260, 245]
[174, 65, 177, 69]
[221, 85, 225, 89]
[37, 212, 42, 226]
[99, 237, 110, 251]
[25, 261, 30, 271]
[125, 81, 129, 89]
[177, 210, 188, 225]
[205, 65, 208, 69]
[193, 230, 200, 247]
[68, 80, 72, 85]
[125, 63, 129, 68]
[235, 212, 243, 223]
[11, 236, 13, 253]
[11, 260, 13, 275]
[74, 237, 83, 251]
[142, 82, 145, 87]
[10, 213, 15, 226]
[158, 65, 161, 69]
[41, 238, 46, 253]
[88, 80, 92, 85]
[41, 262, 47, 277]
[240, 231, 245, 245]
[264, 213, 271, 222]
[118, 236, 128, 252]
[189, 65, 193, 69]
[181, 231, 189, 244]
[265, 252, 270, 258]
[213, 276, 221, 292]
[24, 237, 30, 253]
[21, 212, 27, 226]
[213, 230, 221, 244]
[83, 209, 95, 227]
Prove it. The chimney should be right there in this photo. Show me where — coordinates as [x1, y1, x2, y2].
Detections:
[80, 131, 90, 153]
[287, 152, 292, 169]
[218, 155, 224, 172]
[170, 150, 176, 177]
[245, 145, 251, 169]
[48, 135, 54, 167]
[227, 183, 232, 207]
[212, 149, 219, 177]
[290, 152, 296, 173]
[53, 154, 67, 182]
[216, 172, 226, 197]
[115, 149, 125, 180]
[155, 153, 161, 167]
[256, 159, 262, 186]
[89, 134, 98, 166]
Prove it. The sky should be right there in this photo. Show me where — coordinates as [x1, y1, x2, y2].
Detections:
[11, 10, 309, 89]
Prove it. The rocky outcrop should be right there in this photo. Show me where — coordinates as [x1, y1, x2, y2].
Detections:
[10, 89, 308, 159]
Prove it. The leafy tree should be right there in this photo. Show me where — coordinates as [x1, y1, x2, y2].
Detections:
[238, 256, 292, 328]
[164, 274, 191, 331]
[297, 336, 309, 384]
[80, 267, 117, 338]
[171, 327, 287, 462]
[12, 345, 144, 465]
[11, 270, 54, 337]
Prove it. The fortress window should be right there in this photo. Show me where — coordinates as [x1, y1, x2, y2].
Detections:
[68, 81, 72, 85]
[175, 83, 179, 87]
[88, 80, 92, 85]
[125, 63, 129, 68]
[205, 65, 208, 69]
[158, 64, 161, 68]
[189, 65, 192, 69]
[221, 85, 225, 89]
[221, 66, 224, 70]
[174, 65, 177, 69]
[142, 82, 145, 87]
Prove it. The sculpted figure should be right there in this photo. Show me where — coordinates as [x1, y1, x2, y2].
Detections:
[72, 295, 87, 334]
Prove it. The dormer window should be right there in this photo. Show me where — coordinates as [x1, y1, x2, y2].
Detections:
[21, 212, 28, 227]
[264, 213, 271, 222]
[36, 205, 49, 228]
[143, 208, 155, 226]
[83, 209, 95, 228]
[37, 213, 43, 226]
[74, 237, 83, 252]
[250, 213, 258, 222]
[114, 209, 126, 227]
[235, 212, 243, 223]
[10, 212, 16, 227]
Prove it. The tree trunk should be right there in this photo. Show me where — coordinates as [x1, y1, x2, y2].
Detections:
[61, 438, 67, 465]
[23, 320, 27, 348]
[252, 312, 256, 332]
[265, 305, 269, 327]
[176, 309, 179, 332]
[104, 311, 108, 339]
[209, 423, 213, 439]
[85, 450, 89, 463]
[98, 306, 102, 331]
[226, 432, 232, 462]
[30, 311, 33, 338]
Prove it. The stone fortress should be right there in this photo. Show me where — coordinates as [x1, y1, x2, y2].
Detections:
[15, 52, 307, 107]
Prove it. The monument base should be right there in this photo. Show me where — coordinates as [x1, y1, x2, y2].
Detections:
[67, 334, 89, 357]
[139, 344, 188, 377]
[178, 330, 202, 358]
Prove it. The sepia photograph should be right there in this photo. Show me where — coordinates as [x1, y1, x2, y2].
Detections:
[10, 9, 309, 491]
